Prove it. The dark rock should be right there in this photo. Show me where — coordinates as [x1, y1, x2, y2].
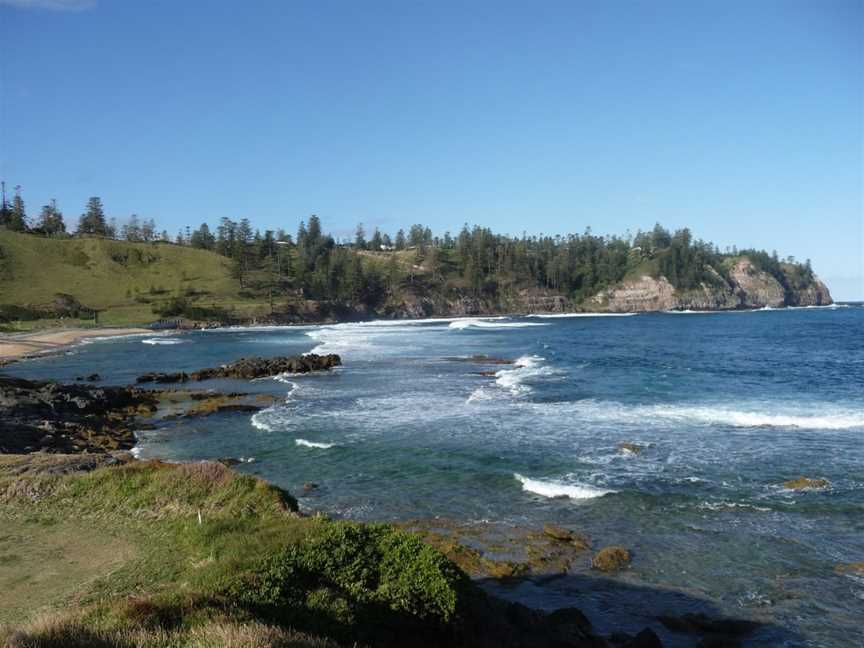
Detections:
[135, 354, 341, 384]
[633, 628, 663, 648]
[504, 602, 544, 631]
[547, 607, 593, 633]
[137, 371, 190, 384]
[303, 482, 319, 493]
[214, 404, 261, 413]
[658, 613, 759, 636]
[86, 373, 101, 382]
[0, 375, 158, 454]
[543, 524, 590, 550]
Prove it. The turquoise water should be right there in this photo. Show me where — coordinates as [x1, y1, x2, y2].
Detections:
[8, 307, 864, 646]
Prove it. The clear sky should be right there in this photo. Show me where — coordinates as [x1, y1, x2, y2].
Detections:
[2, 0, 862, 299]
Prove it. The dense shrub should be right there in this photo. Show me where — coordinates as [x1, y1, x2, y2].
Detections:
[232, 520, 470, 644]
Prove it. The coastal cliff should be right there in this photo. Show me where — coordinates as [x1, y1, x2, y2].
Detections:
[0, 229, 833, 329]
[588, 257, 832, 313]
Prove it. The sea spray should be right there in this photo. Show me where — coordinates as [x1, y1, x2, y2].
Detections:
[514, 473, 615, 499]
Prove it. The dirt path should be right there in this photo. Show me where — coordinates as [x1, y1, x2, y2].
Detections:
[0, 518, 137, 625]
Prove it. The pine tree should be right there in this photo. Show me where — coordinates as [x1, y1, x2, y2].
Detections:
[0, 182, 10, 228]
[354, 223, 366, 249]
[190, 223, 215, 250]
[77, 197, 108, 236]
[37, 199, 66, 236]
[370, 228, 383, 250]
[8, 188, 27, 231]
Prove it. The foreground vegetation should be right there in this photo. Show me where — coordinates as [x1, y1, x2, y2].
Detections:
[0, 456, 603, 647]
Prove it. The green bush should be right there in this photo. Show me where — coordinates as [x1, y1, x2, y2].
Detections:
[232, 520, 470, 644]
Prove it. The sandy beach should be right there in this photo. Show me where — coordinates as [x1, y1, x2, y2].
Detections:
[0, 328, 152, 362]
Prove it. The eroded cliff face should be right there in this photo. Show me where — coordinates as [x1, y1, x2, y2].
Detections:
[787, 277, 832, 307]
[727, 258, 785, 308]
[589, 257, 832, 313]
[384, 288, 570, 319]
[261, 258, 832, 322]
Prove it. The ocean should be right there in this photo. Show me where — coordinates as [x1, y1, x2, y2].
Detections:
[8, 305, 864, 647]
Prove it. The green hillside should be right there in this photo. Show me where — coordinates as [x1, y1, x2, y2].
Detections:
[0, 231, 265, 328]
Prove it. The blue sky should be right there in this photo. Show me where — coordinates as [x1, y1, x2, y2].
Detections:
[2, 0, 862, 298]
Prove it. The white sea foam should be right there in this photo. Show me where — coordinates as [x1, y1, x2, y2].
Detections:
[273, 373, 300, 384]
[296, 438, 336, 449]
[250, 412, 273, 431]
[250, 382, 299, 431]
[659, 406, 864, 430]
[303, 320, 446, 356]
[530, 400, 864, 431]
[142, 337, 187, 345]
[514, 473, 615, 499]
[494, 355, 557, 396]
[526, 312, 637, 318]
[698, 500, 771, 512]
[448, 319, 548, 330]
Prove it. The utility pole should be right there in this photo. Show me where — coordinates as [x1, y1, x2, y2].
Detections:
[268, 238, 274, 316]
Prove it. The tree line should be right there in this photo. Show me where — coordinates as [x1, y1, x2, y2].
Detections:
[0, 185, 813, 309]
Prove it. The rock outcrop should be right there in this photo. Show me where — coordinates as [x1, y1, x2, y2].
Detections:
[592, 545, 631, 572]
[0, 375, 158, 454]
[727, 258, 785, 308]
[590, 257, 832, 312]
[788, 276, 832, 306]
[137, 353, 341, 384]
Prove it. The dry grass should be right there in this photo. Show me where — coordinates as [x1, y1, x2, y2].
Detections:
[2, 612, 339, 647]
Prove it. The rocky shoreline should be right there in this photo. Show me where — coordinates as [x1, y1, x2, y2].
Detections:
[0, 352, 820, 647]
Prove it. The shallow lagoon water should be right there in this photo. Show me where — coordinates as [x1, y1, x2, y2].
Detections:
[9, 307, 864, 646]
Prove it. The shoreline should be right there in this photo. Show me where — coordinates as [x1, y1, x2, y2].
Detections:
[0, 327, 153, 364]
[0, 302, 850, 365]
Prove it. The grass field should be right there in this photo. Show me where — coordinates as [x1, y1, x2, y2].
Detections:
[0, 456, 478, 647]
[0, 231, 275, 328]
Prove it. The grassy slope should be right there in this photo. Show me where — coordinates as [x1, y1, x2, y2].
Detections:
[0, 457, 476, 647]
[0, 231, 268, 328]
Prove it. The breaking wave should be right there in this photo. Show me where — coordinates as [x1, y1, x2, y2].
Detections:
[652, 406, 864, 430]
[526, 312, 637, 318]
[527, 400, 864, 431]
[142, 337, 187, 345]
[448, 319, 548, 330]
[514, 473, 616, 499]
[296, 438, 336, 449]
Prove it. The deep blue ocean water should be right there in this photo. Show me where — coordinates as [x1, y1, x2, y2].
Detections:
[8, 306, 864, 647]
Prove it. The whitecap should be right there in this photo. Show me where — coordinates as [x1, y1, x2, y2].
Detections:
[142, 337, 187, 345]
[514, 473, 615, 499]
[295, 438, 336, 449]
[667, 407, 864, 431]
[526, 312, 637, 318]
[536, 400, 864, 431]
[698, 500, 771, 512]
[448, 319, 548, 330]
[493, 355, 559, 397]
[250, 412, 273, 431]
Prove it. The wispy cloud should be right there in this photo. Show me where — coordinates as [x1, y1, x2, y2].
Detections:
[0, 0, 96, 11]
